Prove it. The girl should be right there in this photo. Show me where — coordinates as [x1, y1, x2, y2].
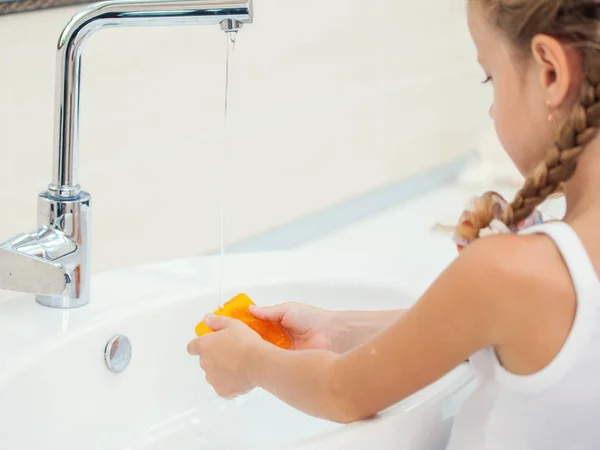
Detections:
[187, 1, 600, 447]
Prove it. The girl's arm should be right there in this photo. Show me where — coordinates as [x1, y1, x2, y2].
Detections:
[246, 235, 530, 423]
[326, 309, 407, 353]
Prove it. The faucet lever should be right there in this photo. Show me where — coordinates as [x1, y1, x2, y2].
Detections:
[0, 230, 73, 296]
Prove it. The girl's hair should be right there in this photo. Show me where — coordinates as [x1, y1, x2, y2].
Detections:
[459, 0, 600, 241]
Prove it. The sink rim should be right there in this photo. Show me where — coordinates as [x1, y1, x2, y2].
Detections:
[0, 250, 461, 382]
[0, 249, 431, 353]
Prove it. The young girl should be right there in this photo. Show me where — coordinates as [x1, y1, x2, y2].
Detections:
[187, 1, 600, 447]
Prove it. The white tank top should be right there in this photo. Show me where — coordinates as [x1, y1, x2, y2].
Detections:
[446, 222, 600, 450]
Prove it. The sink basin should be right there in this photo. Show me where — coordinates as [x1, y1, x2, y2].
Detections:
[0, 251, 473, 450]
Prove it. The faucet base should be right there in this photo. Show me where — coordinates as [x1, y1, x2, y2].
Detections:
[35, 191, 91, 309]
[36, 293, 89, 309]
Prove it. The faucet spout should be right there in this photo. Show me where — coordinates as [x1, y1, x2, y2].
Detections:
[50, 0, 253, 198]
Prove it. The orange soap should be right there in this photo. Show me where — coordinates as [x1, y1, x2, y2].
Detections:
[195, 293, 291, 349]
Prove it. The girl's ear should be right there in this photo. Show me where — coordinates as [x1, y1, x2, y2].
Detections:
[530, 34, 582, 109]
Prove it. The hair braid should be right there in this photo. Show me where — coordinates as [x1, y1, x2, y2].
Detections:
[503, 69, 600, 225]
[459, 65, 600, 241]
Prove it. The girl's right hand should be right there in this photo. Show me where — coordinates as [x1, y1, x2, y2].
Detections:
[250, 303, 337, 351]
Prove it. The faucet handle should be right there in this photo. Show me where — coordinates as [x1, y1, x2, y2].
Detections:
[0, 228, 74, 296]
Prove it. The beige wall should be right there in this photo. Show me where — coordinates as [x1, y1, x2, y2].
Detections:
[0, 0, 490, 273]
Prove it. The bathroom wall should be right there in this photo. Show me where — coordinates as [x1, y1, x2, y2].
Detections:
[0, 0, 491, 273]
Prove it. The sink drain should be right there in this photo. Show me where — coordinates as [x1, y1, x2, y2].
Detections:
[104, 335, 132, 373]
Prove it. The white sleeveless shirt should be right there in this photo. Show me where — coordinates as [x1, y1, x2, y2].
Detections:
[446, 222, 600, 450]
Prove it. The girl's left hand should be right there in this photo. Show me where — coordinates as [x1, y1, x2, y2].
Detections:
[187, 314, 265, 398]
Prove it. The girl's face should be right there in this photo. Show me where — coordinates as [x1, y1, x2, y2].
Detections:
[467, 5, 558, 176]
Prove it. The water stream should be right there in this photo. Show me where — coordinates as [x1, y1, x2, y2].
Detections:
[219, 30, 238, 308]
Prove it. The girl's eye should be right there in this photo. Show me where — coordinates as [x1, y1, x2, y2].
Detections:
[482, 76, 492, 84]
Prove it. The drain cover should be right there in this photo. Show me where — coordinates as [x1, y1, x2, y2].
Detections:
[104, 335, 132, 373]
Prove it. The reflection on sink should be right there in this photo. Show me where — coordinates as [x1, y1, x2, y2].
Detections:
[131, 391, 340, 450]
[0, 252, 473, 450]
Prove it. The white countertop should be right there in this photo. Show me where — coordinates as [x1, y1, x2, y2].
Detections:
[296, 179, 567, 298]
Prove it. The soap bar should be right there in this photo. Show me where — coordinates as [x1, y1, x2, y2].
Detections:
[195, 293, 291, 349]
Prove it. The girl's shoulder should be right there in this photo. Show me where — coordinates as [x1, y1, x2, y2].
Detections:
[459, 232, 575, 309]
[456, 232, 576, 371]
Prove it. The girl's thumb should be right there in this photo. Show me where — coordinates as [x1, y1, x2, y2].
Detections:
[249, 304, 287, 322]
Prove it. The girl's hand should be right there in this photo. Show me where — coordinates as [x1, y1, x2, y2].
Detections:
[187, 314, 265, 398]
[250, 302, 337, 351]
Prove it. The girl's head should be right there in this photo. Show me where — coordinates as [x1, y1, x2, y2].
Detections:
[459, 1, 600, 241]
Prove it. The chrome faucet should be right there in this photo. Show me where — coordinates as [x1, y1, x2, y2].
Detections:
[0, 0, 253, 309]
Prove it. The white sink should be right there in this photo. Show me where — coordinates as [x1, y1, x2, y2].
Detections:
[0, 251, 473, 450]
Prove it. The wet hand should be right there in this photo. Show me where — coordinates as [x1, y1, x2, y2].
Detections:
[250, 303, 335, 351]
[187, 314, 265, 398]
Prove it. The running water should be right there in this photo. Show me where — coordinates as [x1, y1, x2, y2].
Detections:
[219, 30, 237, 308]
[212, 30, 249, 412]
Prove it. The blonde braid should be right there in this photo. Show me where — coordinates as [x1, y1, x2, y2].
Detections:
[504, 68, 600, 225]
[459, 65, 600, 241]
